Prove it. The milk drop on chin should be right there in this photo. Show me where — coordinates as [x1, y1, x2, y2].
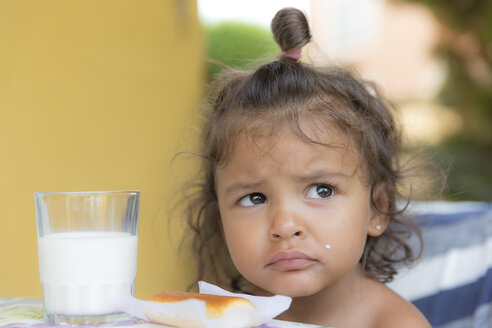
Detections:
[38, 231, 138, 316]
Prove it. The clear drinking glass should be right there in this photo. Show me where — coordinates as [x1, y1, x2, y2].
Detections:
[34, 191, 139, 325]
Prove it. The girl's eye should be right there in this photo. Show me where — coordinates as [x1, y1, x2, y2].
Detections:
[238, 193, 267, 207]
[306, 184, 335, 199]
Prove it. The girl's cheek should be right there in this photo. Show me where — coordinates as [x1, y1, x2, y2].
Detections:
[223, 220, 258, 251]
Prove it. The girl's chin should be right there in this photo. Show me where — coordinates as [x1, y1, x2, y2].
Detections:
[280, 289, 320, 298]
[245, 274, 325, 297]
[261, 283, 322, 298]
[269, 277, 325, 297]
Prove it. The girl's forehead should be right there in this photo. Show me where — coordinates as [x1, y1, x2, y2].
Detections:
[239, 117, 353, 154]
[214, 114, 371, 186]
[225, 121, 361, 170]
[215, 111, 366, 175]
[215, 126, 368, 188]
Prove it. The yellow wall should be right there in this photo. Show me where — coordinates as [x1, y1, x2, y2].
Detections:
[0, 0, 203, 298]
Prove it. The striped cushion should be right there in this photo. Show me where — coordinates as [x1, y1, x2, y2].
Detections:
[388, 202, 492, 328]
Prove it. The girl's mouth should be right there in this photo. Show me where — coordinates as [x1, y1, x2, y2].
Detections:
[267, 250, 317, 271]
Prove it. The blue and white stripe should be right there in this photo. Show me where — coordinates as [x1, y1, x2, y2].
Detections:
[388, 202, 492, 328]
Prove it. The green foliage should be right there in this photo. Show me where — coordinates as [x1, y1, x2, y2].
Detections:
[203, 22, 279, 79]
[405, 0, 492, 38]
[401, 0, 492, 200]
[427, 139, 492, 201]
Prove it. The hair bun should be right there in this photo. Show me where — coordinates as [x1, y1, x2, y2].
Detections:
[271, 8, 311, 55]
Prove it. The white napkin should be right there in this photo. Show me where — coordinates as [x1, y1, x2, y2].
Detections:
[118, 281, 292, 328]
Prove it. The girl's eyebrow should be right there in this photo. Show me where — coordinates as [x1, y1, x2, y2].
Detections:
[225, 181, 263, 194]
[295, 170, 349, 182]
[224, 171, 349, 194]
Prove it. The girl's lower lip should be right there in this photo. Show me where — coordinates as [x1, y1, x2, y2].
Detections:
[269, 258, 316, 270]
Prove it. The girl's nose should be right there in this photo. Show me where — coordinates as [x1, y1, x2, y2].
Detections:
[269, 204, 305, 241]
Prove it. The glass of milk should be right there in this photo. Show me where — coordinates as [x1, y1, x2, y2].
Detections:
[34, 191, 139, 325]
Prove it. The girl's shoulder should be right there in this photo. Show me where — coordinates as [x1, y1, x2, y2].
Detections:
[370, 283, 431, 328]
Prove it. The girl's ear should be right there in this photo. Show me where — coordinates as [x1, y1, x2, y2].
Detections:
[368, 183, 390, 237]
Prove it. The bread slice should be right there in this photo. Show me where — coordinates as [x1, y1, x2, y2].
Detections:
[150, 291, 254, 318]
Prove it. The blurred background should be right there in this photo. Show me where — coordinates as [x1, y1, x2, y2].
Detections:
[1, 0, 490, 299]
[200, 0, 492, 201]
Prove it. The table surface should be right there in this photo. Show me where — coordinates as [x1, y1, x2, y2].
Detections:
[0, 298, 328, 328]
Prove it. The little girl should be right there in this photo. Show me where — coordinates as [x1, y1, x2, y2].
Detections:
[179, 8, 431, 328]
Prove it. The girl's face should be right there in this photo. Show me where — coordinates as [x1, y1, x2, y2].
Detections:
[215, 123, 386, 297]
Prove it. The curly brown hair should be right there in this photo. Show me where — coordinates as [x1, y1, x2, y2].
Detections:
[178, 8, 425, 292]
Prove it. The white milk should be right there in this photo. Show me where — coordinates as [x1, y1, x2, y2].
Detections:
[38, 231, 138, 316]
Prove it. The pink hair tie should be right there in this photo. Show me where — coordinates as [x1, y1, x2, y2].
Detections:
[279, 48, 302, 60]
